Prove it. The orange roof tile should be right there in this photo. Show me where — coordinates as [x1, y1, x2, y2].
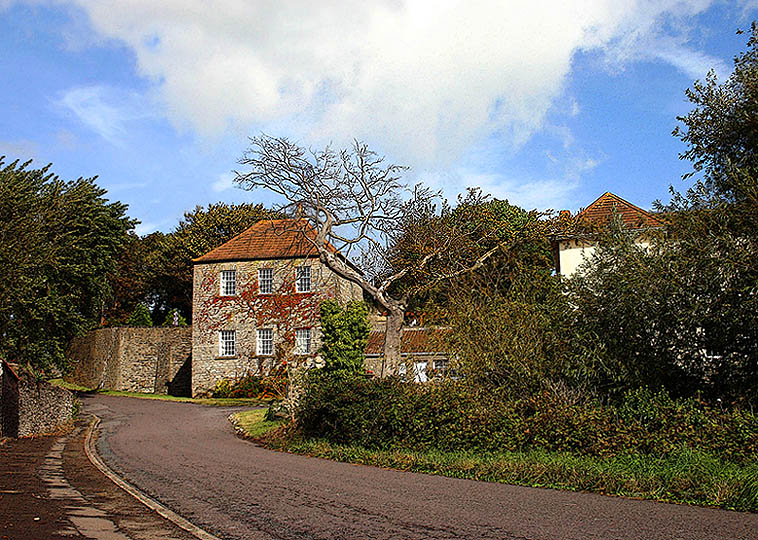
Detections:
[193, 219, 337, 263]
[577, 192, 666, 230]
[366, 327, 450, 356]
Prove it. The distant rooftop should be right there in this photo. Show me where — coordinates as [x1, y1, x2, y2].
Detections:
[576, 192, 666, 230]
[365, 327, 450, 356]
[193, 219, 338, 264]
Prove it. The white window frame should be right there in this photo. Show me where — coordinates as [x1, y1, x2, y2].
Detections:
[220, 269, 237, 296]
[296, 265, 311, 293]
[219, 330, 236, 357]
[257, 328, 274, 356]
[258, 267, 273, 294]
[295, 328, 311, 355]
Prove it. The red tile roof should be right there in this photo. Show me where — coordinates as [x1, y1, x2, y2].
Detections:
[577, 192, 666, 230]
[366, 327, 450, 356]
[193, 219, 338, 263]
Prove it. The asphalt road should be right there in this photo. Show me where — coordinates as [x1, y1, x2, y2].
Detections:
[83, 394, 757, 540]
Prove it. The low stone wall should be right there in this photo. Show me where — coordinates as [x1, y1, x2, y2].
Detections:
[66, 327, 192, 396]
[18, 375, 75, 437]
[1, 361, 74, 438]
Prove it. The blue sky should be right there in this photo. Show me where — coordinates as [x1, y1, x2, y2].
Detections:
[1, 1, 756, 234]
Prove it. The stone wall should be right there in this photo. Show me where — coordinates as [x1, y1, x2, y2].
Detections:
[192, 257, 363, 396]
[1, 361, 74, 438]
[66, 327, 192, 396]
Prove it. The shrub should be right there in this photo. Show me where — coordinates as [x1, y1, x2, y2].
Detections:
[161, 308, 188, 327]
[211, 365, 288, 400]
[296, 377, 758, 464]
[126, 303, 153, 327]
[319, 300, 369, 376]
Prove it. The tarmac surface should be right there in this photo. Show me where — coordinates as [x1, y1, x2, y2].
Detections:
[82, 394, 758, 540]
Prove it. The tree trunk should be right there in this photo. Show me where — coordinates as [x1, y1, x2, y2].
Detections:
[382, 307, 404, 377]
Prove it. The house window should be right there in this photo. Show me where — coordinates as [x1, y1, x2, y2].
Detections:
[296, 266, 311, 293]
[220, 270, 236, 296]
[258, 268, 273, 294]
[433, 358, 448, 374]
[295, 328, 311, 354]
[219, 330, 236, 357]
[257, 328, 274, 356]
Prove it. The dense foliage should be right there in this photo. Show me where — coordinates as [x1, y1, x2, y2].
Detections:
[106, 202, 280, 324]
[297, 377, 757, 465]
[126, 303, 153, 327]
[565, 25, 758, 405]
[391, 192, 552, 315]
[212, 367, 287, 400]
[161, 308, 188, 327]
[318, 300, 370, 376]
[0, 158, 133, 373]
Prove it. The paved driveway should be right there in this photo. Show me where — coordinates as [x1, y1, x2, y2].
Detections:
[83, 394, 757, 540]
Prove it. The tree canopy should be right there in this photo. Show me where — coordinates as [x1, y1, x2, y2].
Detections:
[565, 26, 758, 405]
[106, 201, 280, 324]
[234, 136, 543, 372]
[0, 158, 133, 373]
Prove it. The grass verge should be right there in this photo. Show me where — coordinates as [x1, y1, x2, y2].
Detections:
[49, 378, 270, 407]
[231, 409, 285, 438]
[234, 413, 758, 512]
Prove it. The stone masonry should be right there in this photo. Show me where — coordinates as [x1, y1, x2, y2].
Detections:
[192, 257, 362, 396]
[1, 360, 75, 438]
[66, 327, 192, 396]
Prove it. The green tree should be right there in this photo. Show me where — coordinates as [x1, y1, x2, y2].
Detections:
[392, 193, 554, 312]
[319, 300, 370, 376]
[673, 22, 758, 204]
[126, 303, 153, 327]
[161, 308, 188, 327]
[0, 158, 133, 373]
[105, 202, 280, 323]
[567, 27, 758, 404]
[152, 202, 280, 321]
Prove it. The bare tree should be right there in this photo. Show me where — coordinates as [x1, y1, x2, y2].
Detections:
[234, 135, 524, 375]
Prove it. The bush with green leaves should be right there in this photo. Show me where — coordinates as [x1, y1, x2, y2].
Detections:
[161, 308, 188, 327]
[296, 377, 757, 464]
[126, 303, 153, 327]
[318, 300, 369, 376]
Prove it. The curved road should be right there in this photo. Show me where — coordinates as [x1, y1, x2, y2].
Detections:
[83, 394, 756, 540]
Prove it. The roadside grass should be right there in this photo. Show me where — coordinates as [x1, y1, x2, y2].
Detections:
[233, 412, 758, 512]
[231, 409, 285, 438]
[48, 378, 270, 407]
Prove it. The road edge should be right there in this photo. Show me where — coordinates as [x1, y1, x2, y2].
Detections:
[84, 415, 222, 540]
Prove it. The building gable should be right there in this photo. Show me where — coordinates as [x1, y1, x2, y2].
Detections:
[577, 192, 666, 230]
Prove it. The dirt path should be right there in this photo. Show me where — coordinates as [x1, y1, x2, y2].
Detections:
[84, 394, 757, 540]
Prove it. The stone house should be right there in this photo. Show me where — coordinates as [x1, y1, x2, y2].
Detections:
[552, 192, 667, 277]
[365, 327, 451, 382]
[191, 218, 363, 396]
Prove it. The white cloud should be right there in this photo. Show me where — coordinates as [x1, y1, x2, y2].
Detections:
[57, 84, 153, 145]
[454, 170, 580, 211]
[63, 0, 723, 166]
[211, 172, 234, 192]
[0, 139, 39, 161]
[134, 221, 160, 235]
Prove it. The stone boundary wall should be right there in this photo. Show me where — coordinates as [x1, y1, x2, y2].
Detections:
[66, 327, 192, 396]
[1, 361, 74, 438]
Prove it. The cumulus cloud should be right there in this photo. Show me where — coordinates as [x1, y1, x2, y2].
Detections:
[64, 0, 724, 166]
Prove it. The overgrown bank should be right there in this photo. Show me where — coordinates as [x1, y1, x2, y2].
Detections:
[238, 377, 758, 512]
